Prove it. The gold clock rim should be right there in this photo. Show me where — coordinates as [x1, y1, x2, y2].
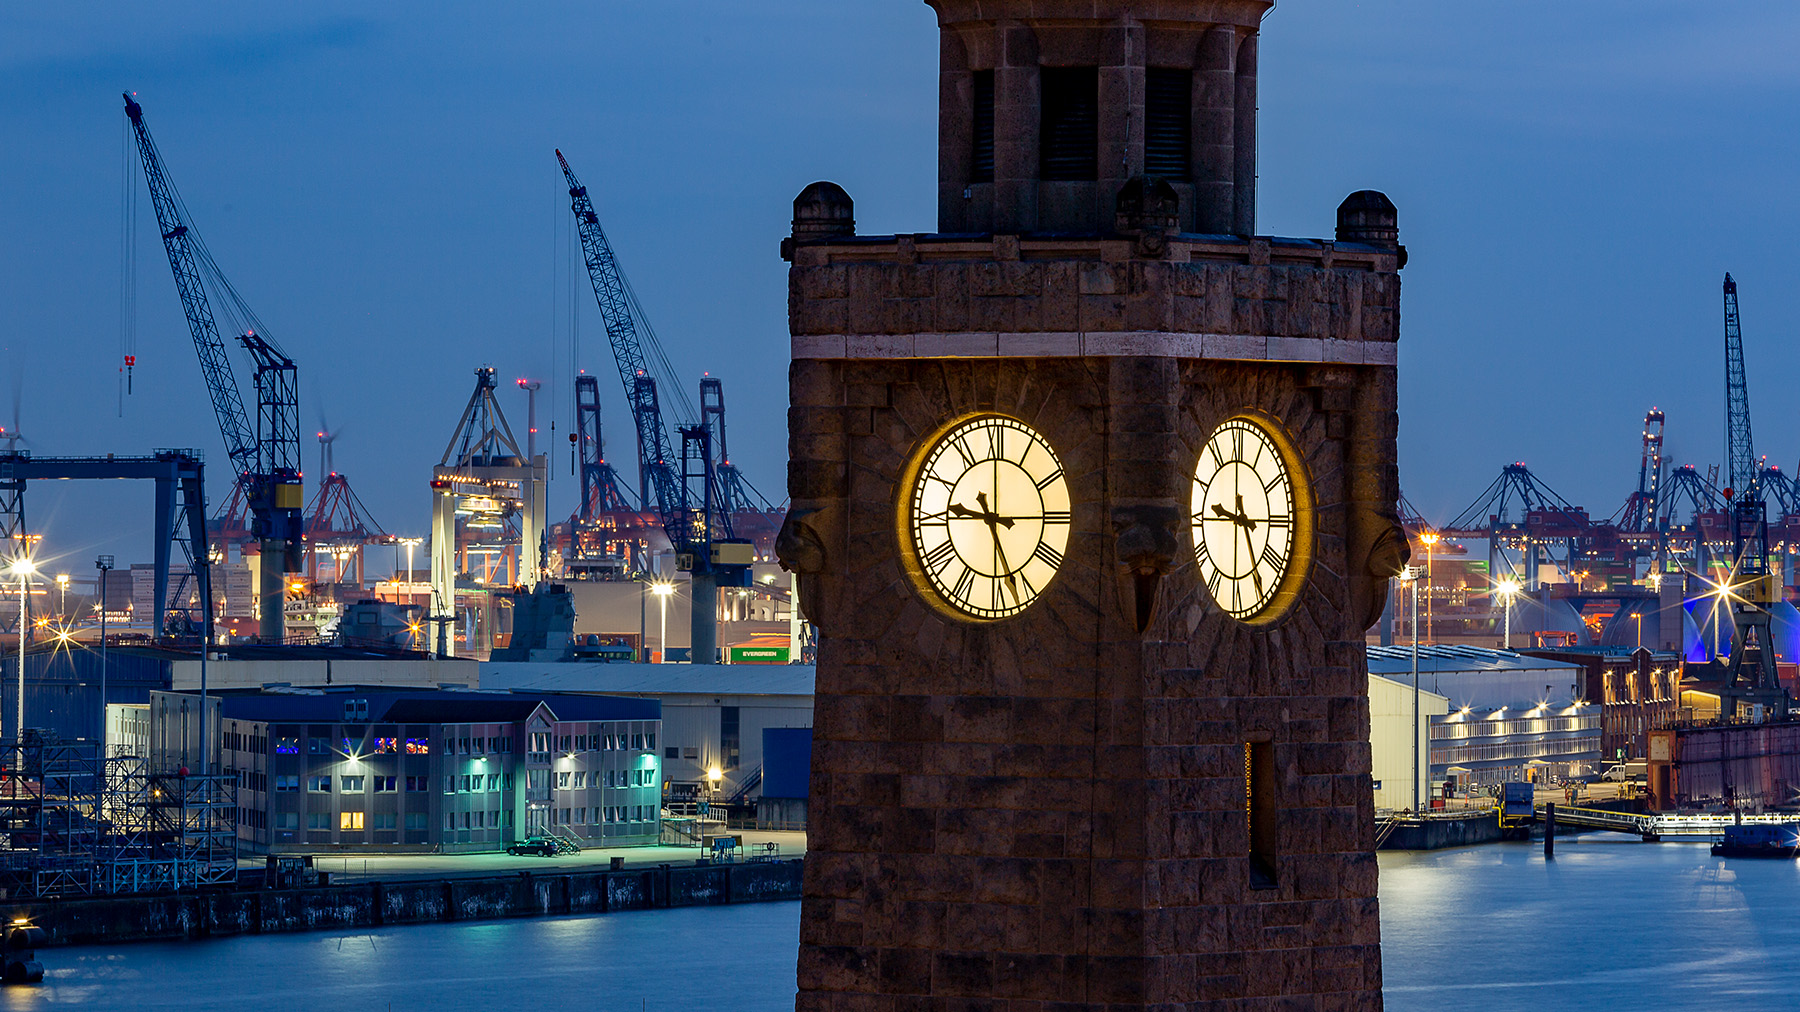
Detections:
[1192, 411, 1316, 627]
[896, 411, 1068, 623]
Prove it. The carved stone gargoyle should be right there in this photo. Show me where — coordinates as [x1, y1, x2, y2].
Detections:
[775, 506, 831, 626]
[1350, 508, 1411, 632]
[1113, 504, 1183, 633]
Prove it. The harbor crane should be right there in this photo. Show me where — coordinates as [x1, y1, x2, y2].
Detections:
[556, 150, 753, 663]
[124, 93, 302, 643]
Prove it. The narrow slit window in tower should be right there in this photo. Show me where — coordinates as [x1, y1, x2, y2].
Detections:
[1245, 740, 1277, 887]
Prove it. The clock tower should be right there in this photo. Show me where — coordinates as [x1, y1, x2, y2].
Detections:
[778, 3, 1407, 1009]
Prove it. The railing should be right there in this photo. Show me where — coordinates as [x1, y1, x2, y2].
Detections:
[1535, 803, 1800, 839]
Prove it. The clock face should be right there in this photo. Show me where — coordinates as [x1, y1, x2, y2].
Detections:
[904, 415, 1072, 620]
[1191, 416, 1309, 622]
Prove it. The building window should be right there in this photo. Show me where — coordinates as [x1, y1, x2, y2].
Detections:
[1245, 741, 1277, 888]
[308, 776, 331, 793]
[575, 735, 587, 751]
[573, 772, 585, 789]
[406, 813, 426, 831]
[405, 737, 431, 754]
[276, 812, 298, 830]
[443, 777, 455, 794]
[460, 775, 472, 792]
[274, 775, 299, 793]
[308, 813, 329, 830]
[275, 737, 299, 755]
[340, 776, 365, 792]
[575, 808, 586, 825]
[721, 708, 740, 771]
[444, 813, 455, 830]
[490, 808, 500, 828]
[405, 776, 427, 792]
[474, 811, 485, 828]
[971, 68, 994, 183]
[665, 747, 679, 760]
[1040, 66, 1098, 181]
[488, 774, 500, 792]
[503, 774, 513, 790]
[473, 737, 485, 755]
[340, 811, 364, 831]
[557, 771, 570, 789]
[1144, 67, 1192, 179]
[308, 737, 329, 755]
[374, 776, 396, 792]
[373, 813, 397, 830]
[461, 812, 472, 829]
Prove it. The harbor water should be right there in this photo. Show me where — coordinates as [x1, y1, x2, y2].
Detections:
[6, 838, 1797, 1011]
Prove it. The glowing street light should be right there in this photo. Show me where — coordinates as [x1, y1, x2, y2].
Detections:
[1495, 577, 1521, 650]
[1418, 531, 1440, 644]
[651, 580, 675, 663]
[54, 574, 68, 618]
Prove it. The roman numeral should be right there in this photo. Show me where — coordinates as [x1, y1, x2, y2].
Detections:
[918, 509, 948, 527]
[1264, 514, 1291, 528]
[951, 436, 977, 468]
[1209, 440, 1226, 467]
[990, 425, 1004, 459]
[923, 540, 957, 571]
[953, 566, 976, 602]
[1031, 542, 1064, 570]
[1041, 510, 1071, 525]
[1231, 427, 1244, 460]
[1035, 468, 1063, 491]
[1263, 473, 1285, 495]
[1261, 543, 1286, 571]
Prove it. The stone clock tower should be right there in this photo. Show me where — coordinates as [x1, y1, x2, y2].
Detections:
[778, 3, 1407, 1009]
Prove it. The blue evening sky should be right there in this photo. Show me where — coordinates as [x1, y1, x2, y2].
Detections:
[4, 2, 1798, 574]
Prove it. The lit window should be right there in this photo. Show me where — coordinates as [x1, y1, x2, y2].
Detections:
[339, 811, 364, 830]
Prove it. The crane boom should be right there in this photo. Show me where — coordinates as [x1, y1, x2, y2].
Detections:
[1724, 273, 1756, 495]
[556, 150, 683, 529]
[123, 93, 257, 474]
[125, 92, 304, 643]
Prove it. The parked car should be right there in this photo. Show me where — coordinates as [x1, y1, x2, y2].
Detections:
[506, 837, 557, 857]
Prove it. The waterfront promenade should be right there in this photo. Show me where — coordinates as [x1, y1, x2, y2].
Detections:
[251, 828, 807, 882]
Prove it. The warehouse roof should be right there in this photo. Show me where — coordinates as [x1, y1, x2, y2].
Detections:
[1365, 644, 1583, 675]
[481, 662, 816, 698]
[182, 687, 658, 724]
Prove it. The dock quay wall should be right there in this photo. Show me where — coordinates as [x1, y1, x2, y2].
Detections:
[1, 859, 804, 948]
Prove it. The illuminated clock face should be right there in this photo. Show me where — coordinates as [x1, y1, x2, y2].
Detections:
[904, 415, 1072, 620]
[1191, 417, 1308, 621]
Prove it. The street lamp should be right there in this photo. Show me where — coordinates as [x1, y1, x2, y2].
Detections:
[9, 557, 34, 756]
[54, 574, 68, 619]
[651, 581, 675, 663]
[1400, 564, 1426, 813]
[1495, 577, 1520, 650]
[96, 555, 114, 752]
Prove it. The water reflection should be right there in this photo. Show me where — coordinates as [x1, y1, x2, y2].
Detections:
[8, 840, 1800, 1012]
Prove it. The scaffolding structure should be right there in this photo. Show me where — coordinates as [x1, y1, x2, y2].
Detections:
[0, 736, 235, 898]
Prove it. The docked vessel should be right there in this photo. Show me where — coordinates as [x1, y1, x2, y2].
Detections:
[1711, 822, 1800, 858]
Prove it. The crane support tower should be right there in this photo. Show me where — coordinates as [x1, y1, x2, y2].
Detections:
[124, 94, 302, 643]
[575, 375, 634, 519]
[429, 368, 548, 656]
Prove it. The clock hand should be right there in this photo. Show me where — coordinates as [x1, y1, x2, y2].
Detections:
[1235, 494, 1257, 531]
[1244, 525, 1263, 595]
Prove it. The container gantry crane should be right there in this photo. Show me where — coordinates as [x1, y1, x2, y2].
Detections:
[556, 150, 752, 663]
[1724, 274, 1757, 498]
[124, 94, 302, 643]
